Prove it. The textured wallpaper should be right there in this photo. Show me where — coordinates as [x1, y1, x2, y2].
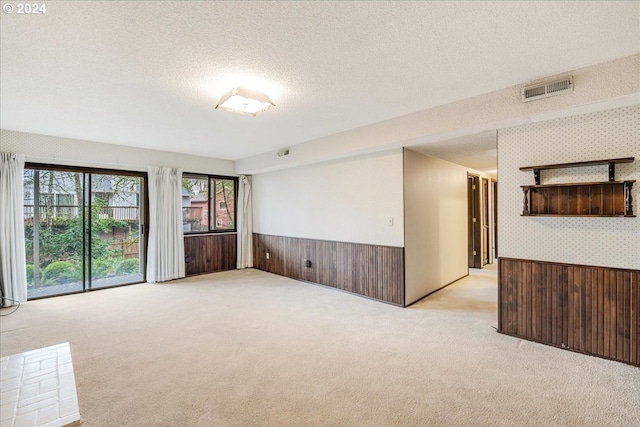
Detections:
[498, 105, 640, 269]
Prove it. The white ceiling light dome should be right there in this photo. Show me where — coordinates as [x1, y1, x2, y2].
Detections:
[215, 87, 275, 116]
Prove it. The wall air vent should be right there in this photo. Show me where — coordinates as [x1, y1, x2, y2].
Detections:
[521, 76, 573, 102]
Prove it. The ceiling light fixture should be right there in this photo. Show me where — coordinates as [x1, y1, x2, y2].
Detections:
[215, 87, 275, 116]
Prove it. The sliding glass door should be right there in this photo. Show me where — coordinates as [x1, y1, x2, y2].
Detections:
[89, 174, 144, 289]
[24, 169, 85, 297]
[24, 166, 145, 299]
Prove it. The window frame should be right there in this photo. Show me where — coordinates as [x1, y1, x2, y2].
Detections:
[182, 173, 238, 235]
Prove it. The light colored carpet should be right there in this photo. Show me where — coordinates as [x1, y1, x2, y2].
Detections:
[1, 269, 638, 427]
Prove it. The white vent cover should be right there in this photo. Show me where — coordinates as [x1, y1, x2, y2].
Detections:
[521, 76, 573, 102]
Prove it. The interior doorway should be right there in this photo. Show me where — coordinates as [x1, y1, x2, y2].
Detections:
[467, 175, 481, 269]
[481, 178, 490, 266]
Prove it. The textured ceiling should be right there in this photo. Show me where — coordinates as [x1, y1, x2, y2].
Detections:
[412, 130, 498, 175]
[1, 1, 639, 161]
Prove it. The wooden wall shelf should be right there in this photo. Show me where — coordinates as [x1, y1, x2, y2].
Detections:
[520, 157, 634, 185]
[520, 157, 635, 217]
[522, 181, 635, 217]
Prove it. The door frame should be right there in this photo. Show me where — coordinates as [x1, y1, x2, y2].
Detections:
[481, 177, 490, 266]
[467, 174, 481, 269]
[492, 179, 498, 260]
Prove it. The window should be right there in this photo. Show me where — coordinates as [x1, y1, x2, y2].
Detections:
[182, 174, 237, 233]
[181, 176, 209, 232]
[211, 178, 236, 231]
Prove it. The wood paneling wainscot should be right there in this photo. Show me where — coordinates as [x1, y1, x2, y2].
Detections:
[499, 257, 639, 366]
[253, 233, 405, 306]
[184, 234, 237, 276]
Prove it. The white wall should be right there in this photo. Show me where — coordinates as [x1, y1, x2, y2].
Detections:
[404, 149, 485, 305]
[498, 105, 640, 270]
[252, 149, 404, 247]
[1, 129, 235, 175]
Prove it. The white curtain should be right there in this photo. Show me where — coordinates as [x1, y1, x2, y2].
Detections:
[0, 153, 27, 306]
[236, 175, 253, 269]
[146, 166, 185, 282]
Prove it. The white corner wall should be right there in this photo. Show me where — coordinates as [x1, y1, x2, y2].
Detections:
[403, 149, 476, 305]
[1, 129, 235, 175]
[498, 105, 640, 270]
[252, 149, 404, 247]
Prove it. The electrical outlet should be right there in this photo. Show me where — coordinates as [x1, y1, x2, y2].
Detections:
[266, 252, 270, 260]
[304, 259, 312, 268]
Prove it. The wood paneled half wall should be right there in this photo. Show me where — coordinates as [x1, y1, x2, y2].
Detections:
[498, 257, 639, 366]
[253, 233, 405, 306]
[184, 234, 237, 276]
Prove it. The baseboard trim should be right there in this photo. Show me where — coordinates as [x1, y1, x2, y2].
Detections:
[405, 273, 469, 307]
[495, 329, 635, 367]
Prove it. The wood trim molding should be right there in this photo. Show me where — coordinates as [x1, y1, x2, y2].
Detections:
[498, 257, 639, 367]
[253, 233, 405, 306]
